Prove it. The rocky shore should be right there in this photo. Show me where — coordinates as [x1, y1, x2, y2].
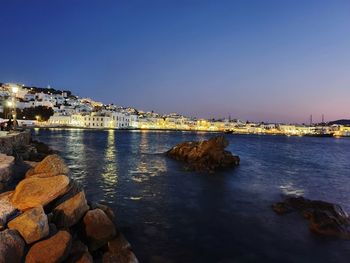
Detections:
[273, 196, 350, 239]
[166, 136, 240, 173]
[0, 152, 138, 263]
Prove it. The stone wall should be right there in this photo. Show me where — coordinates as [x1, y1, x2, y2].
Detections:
[0, 131, 31, 155]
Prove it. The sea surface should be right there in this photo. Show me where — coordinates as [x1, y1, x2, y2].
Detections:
[33, 128, 350, 263]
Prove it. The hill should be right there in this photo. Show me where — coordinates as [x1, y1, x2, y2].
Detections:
[328, 119, 350, 125]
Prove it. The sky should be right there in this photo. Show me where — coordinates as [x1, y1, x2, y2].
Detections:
[0, 0, 349, 123]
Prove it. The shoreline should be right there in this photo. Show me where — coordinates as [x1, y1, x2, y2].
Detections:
[30, 126, 350, 138]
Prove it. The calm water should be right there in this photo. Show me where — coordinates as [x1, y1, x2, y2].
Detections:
[33, 128, 350, 263]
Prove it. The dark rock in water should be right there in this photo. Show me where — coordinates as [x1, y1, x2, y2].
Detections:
[166, 136, 240, 173]
[272, 196, 350, 239]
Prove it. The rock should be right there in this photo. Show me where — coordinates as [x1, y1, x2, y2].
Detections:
[25, 168, 36, 178]
[83, 208, 117, 251]
[53, 191, 89, 228]
[26, 154, 69, 178]
[0, 191, 17, 228]
[47, 180, 83, 212]
[107, 234, 131, 253]
[11, 175, 70, 210]
[66, 240, 93, 263]
[102, 234, 138, 263]
[166, 136, 240, 172]
[91, 202, 116, 221]
[103, 250, 139, 263]
[8, 206, 49, 244]
[73, 252, 93, 263]
[0, 154, 15, 184]
[272, 196, 350, 239]
[25, 230, 72, 263]
[0, 229, 25, 263]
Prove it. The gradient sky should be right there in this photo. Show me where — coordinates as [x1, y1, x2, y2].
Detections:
[0, 0, 349, 123]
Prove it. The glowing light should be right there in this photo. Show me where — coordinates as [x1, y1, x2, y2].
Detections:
[11, 85, 19, 94]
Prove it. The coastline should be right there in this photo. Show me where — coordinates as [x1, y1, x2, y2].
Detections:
[0, 131, 139, 263]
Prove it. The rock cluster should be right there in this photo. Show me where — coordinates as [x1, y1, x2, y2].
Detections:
[0, 154, 138, 263]
[272, 196, 350, 239]
[166, 136, 240, 173]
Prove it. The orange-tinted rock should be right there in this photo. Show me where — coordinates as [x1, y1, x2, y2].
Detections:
[53, 191, 89, 228]
[26, 154, 69, 178]
[11, 175, 70, 210]
[0, 229, 25, 263]
[83, 208, 116, 251]
[166, 136, 240, 172]
[25, 230, 72, 263]
[8, 206, 49, 244]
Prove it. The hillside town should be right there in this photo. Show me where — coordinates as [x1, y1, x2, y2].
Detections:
[1, 82, 349, 137]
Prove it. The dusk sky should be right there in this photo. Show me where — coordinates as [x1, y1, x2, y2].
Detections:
[0, 0, 349, 123]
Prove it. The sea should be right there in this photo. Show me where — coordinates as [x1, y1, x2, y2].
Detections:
[33, 128, 350, 263]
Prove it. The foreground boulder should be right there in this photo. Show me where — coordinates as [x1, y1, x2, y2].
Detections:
[53, 191, 89, 228]
[8, 206, 49, 244]
[166, 136, 240, 172]
[272, 196, 350, 239]
[25, 230, 72, 263]
[0, 229, 25, 263]
[11, 175, 70, 210]
[83, 208, 117, 251]
[26, 154, 69, 178]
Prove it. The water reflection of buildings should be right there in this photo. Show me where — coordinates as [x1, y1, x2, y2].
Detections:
[130, 131, 167, 184]
[65, 129, 88, 182]
[101, 130, 118, 198]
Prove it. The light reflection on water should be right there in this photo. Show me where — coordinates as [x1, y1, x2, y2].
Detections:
[33, 129, 350, 263]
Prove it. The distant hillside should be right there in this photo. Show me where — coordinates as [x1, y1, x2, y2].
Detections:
[24, 86, 72, 96]
[328, 119, 350, 125]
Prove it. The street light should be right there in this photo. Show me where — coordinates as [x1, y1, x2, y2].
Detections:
[11, 86, 19, 94]
[10, 84, 19, 130]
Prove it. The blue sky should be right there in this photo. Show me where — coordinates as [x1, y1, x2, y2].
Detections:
[0, 0, 349, 123]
